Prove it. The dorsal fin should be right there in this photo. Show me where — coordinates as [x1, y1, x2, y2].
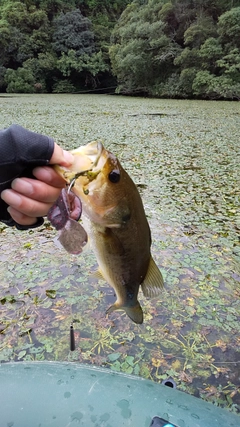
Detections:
[141, 256, 164, 298]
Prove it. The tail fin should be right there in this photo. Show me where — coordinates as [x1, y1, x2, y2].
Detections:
[106, 302, 143, 324]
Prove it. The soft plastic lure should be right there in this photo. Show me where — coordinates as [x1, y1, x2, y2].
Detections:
[47, 187, 87, 254]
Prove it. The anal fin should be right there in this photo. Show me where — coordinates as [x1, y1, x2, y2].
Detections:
[91, 269, 104, 280]
[141, 256, 164, 298]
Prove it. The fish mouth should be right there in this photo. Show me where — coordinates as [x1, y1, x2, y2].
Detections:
[55, 141, 104, 182]
[72, 140, 103, 169]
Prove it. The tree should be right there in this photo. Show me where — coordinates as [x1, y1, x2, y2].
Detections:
[183, 16, 217, 48]
[1, 0, 240, 97]
[109, 0, 180, 95]
[0, 66, 6, 91]
[4, 67, 35, 93]
[192, 70, 240, 99]
[57, 49, 109, 88]
[174, 47, 200, 69]
[22, 52, 59, 92]
[52, 9, 95, 56]
[217, 48, 240, 82]
[0, 2, 51, 67]
[179, 68, 198, 96]
[166, 2, 240, 98]
[199, 37, 223, 72]
[217, 7, 240, 48]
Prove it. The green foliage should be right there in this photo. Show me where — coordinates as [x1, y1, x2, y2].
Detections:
[183, 16, 217, 48]
[192, 70, 240, 99]
[52, 9, 95, 56]
[0, 2, 51, 68]
[0, 18, 11, 52]
[57, 50, 107, 76]
[150, 73, 181, 98]
[4, 67, 35, 93]
[21, 52, 58, 92]
[110, 0, 180, 94]
[218, 7, 240, 48]
[0, 0, 240, 97]
[174, 47, 200, 69]
[192, 70, 216, 97]
[0, 0, 125, 92]
[199, 37, 223, 71]
[57, 50, 108, 88]
[217, 48, 240, 82]
[109, 0, 240, 98]
[38, 0, 76, 20]
[23, 52, 58, 77]
[179, 68, 198, 96]
[0, 66, 6, 91]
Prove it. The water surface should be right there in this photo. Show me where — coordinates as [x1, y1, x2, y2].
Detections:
[0, 94, 239, 412]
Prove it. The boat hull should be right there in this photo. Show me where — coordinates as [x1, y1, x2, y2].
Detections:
[0, 362, 239, 427]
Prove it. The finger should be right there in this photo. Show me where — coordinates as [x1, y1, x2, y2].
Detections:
[7, 206, 38, 226]
[33, 166, 66, 188]
[1, 189, 54, 218]
[49, 143, 74, 166]
[11, 177, 62, 203]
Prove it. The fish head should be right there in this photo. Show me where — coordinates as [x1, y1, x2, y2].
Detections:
[55, 141, 131, 227]
[55, 141, 103, 181]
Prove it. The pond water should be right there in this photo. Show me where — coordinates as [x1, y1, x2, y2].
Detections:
[0, 94, 239, 413]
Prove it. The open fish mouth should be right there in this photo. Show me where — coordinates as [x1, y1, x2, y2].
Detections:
[55, 141, 103, 182]
[72, 140, 103, 169]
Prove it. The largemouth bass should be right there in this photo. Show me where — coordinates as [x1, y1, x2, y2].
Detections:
[55, 141, 164, 324]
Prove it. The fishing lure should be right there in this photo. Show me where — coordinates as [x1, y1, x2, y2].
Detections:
[47, 184, 87, 254]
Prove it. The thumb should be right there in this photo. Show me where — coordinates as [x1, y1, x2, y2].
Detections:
[49, 143, 74, 166]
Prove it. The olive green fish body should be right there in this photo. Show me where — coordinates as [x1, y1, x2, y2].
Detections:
[83, 174, 151, 324]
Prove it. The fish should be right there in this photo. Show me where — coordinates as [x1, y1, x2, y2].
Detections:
[54, 141, 164, 324]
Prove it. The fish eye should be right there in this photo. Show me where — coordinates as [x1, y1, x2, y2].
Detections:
[108, 170, 120, 183]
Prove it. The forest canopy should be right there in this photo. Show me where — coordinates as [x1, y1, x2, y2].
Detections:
[0, 0, 240, 99]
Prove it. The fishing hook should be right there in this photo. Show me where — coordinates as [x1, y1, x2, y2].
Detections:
[67, 178, 76, 194]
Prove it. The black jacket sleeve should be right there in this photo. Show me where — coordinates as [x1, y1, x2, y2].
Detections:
[0, 124, 55, 229]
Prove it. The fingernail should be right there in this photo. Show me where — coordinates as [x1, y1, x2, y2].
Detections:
[1, 190, 22, 207]
[12, 178, 33, 195]
[33, 166, 52, 181]
[63, 150, 74, 165]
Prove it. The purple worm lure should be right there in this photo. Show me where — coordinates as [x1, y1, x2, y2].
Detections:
[47, 187, 88, 255]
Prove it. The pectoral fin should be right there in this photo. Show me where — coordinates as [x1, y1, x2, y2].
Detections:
[106, 302, 143, 324]
[141, 256, 164, 298]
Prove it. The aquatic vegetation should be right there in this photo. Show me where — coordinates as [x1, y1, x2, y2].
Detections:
[0, 94, 239, 413]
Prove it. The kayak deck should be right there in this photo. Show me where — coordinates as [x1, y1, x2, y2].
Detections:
[0, 362, 239, 426]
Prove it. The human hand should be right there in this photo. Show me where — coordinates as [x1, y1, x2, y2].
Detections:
[1, 143, 73, 227]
